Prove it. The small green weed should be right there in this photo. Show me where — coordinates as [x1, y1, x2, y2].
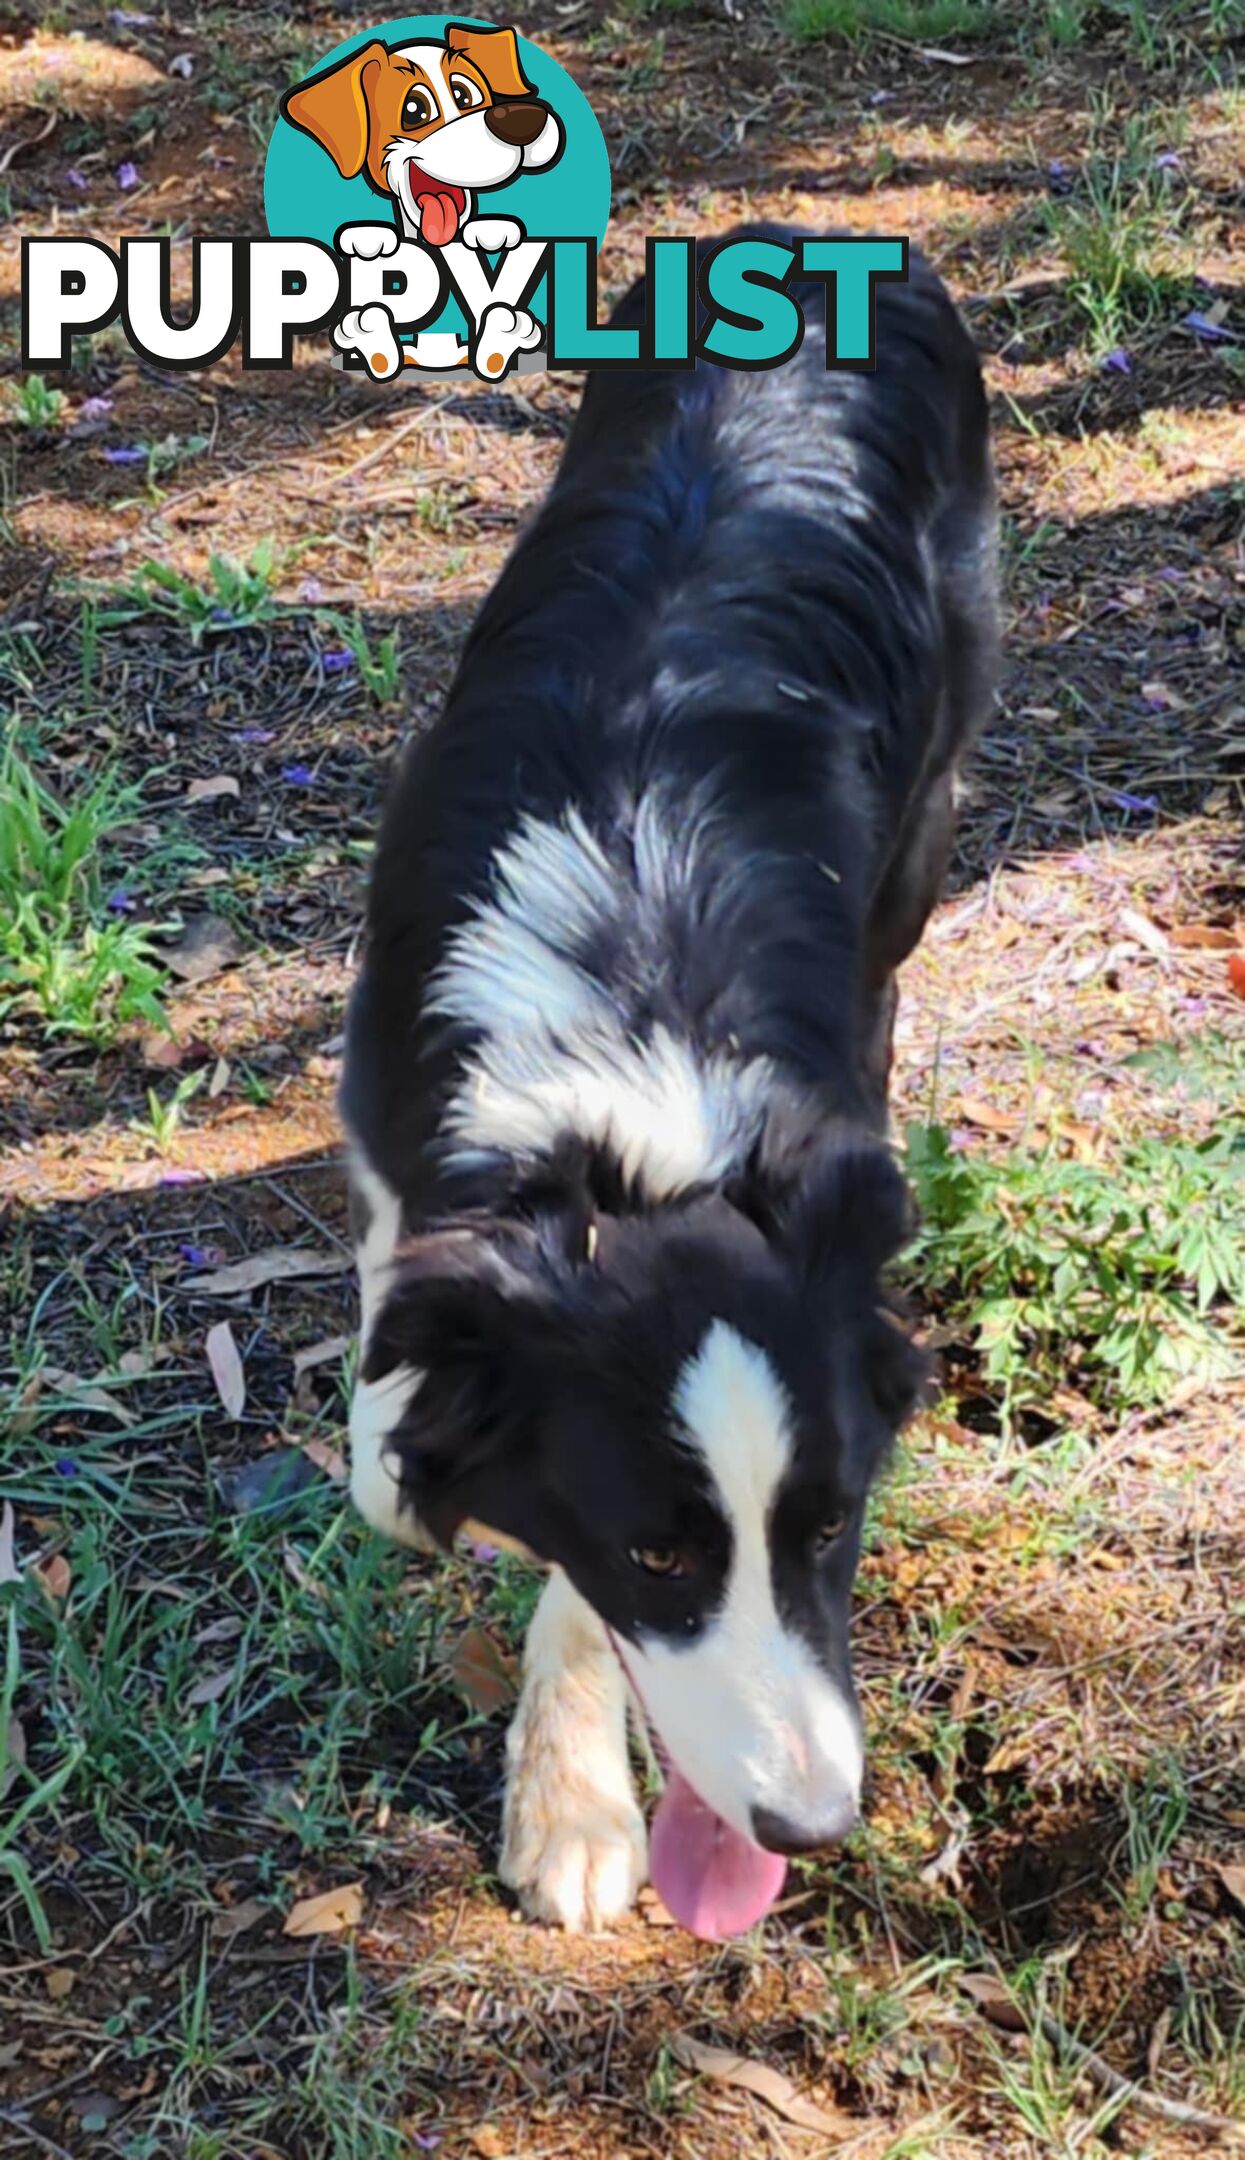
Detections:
[325, 613, 403, 703]
[1041, 155, 1195, 353]
[904, 1121, 1243, 1416]
[783, 0, 996, 39]
[142, 1067, 208, 1150]
[0, 740, 168, 1041]
[106, 540, 288, 644]
[8, 374, 66, 428]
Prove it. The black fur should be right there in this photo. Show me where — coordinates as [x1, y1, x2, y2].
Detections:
[344, 226, 997, 1657]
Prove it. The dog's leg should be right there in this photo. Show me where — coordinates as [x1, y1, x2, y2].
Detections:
[501, 1568, 646, 1931]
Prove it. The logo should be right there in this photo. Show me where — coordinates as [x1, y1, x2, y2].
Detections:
[20, 17, 907, 382]
[267, 18, 610, 381]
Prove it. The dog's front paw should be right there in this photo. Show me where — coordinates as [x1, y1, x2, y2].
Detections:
[472, 302, 542, 382]
[460, 216, 524, 254]
[333, 304, 402, 381]
[337, 223, 401, 260]
[501, 1784, 646, 1933]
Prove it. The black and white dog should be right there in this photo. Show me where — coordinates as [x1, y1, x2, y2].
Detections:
[342, 229, 998, 1940]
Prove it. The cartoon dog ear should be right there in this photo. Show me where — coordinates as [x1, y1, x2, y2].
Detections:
[444, 23, 536, 100]
[282, 40, 389, 179]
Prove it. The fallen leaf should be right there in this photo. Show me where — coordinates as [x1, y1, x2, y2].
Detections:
[292, 1334, 352, 1377]
[209, 1895, 270, 1939]
[185, 774, 240, 803]
[0, 1502, 19, 1586]
[1228, 953, 1245, 1000]
[36, 1553, 72, 1601]
[44, 1968, 76, 2001]
[282, 1882, 364, 1937]
[1119, 908, 1170, 961]
[299, 1435, 347, 1484]
[670, 2036, 856, 2134]
[208, 1056, 231, 1097]
[184, 1666, 234, 1708]
[958, 1973, 1027, 2031]
[218, 1449, 322, 1515]
[2, 1716, 26, 1802]
[283, 1543, 329, 1600]
[206, 1321, 246, 1419]
[449, 1624, 518, 1715]
[1169, 925, 1240, 951]
[958, 1096, 1019, 1135]
[39, 1365, 137, 1426]
[1140, 680, 1187, 710]
[917, 42, 976, 62]
[184, 1248, 350, 1296]
[141, 1031, 187, 1070]
[156, 913, 244, 984]
[1215, 1862, 1245, 1911]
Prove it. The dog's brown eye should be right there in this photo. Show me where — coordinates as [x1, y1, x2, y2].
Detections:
[449, 73, 485, 112]
[815, 1517, 848, 1554]
[630, 1546, 685, 1578]
[402, 87, 436, 128]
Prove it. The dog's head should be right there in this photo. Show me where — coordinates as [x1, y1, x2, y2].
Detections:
[282, 26, 563, 244]
[362, 1132, 929, 1937]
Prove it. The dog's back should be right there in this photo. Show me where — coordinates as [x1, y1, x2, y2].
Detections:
[346, 229, 996, 1216]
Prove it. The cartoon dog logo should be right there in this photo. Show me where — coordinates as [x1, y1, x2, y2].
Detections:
[282, 26, 564, 380]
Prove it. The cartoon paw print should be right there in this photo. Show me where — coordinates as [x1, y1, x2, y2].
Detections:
[473, 303, 542, 382]
[333, 303, 402, 382]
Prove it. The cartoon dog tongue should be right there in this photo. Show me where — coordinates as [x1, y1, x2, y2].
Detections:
[418, 188, 462, 246]
[649, 1766, 789, 1940]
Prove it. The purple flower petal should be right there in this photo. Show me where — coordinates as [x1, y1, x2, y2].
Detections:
[160, 1170, 205, 1186]
[281, 763, 317, 786]
[111, 8, 154, 23]
[102, 445, 147, 465]
[413, 2137, 442, 2152]
[1101, 347, 1132, 374]
[299, 576, 325, 604]
[66, 168, 88, 190]
[1153, 151, 1182, 170]
[55, 1458, 81, 1479]
[1104, 789, 1158, 813]
[321, 648, 355, 674]
[232, 727, 275, 745]
[106, 887, 134, 913]
[117, 161, 140, 190]
[468, 1540, 499, 1563]
[80, 395, 114, 418]
[1182, 309, 1233, 342]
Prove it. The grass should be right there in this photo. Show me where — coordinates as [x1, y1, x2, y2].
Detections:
[104, 540, 291, 644]
[0, 738, 169, 1042]
[903, 1115, 1243, 1419]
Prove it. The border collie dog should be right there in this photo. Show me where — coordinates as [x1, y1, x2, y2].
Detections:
[342, 229, 998, 1940]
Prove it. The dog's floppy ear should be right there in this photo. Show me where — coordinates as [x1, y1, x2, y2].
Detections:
[282, 40, 389, 179]
[444, 23, 535, 100]
[362, 1221, 562, 1547]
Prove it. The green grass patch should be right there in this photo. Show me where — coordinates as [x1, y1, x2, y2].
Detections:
[0, 738, 169, 1042]
[904, 1118, 1243, 1417]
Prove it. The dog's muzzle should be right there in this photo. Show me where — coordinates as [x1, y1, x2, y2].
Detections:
[484, 101, 550, 148]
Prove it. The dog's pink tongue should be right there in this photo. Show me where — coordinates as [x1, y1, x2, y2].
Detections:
[649, 1768, 788, 1940]
[420, 190, 460, 247]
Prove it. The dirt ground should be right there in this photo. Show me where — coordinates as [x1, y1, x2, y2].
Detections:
[1, 3, 1243, 2157]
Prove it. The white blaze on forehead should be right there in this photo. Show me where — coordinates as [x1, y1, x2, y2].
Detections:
[629, 1319, 863, 1843]
[429, 806, 773, 1198]
[674, 1320, 792, 1535]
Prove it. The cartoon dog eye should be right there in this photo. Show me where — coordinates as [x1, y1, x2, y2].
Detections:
[449, 73, 486, 112]
[401, 85, 437, 128]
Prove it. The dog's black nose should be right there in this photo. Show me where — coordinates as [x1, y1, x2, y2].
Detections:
[751, 1800, 859, 1856]
[484, 101, 548, 148]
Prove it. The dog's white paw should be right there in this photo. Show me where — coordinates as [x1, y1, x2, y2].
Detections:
[501, 1784, 647, 1933]
[460, 216, 524, 254]
[337, 223, 401, 260]
[333, 304, 402, 381]
[472, 301, 542, 381]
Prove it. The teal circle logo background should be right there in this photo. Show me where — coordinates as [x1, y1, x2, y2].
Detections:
[264, 16, 611, 350]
